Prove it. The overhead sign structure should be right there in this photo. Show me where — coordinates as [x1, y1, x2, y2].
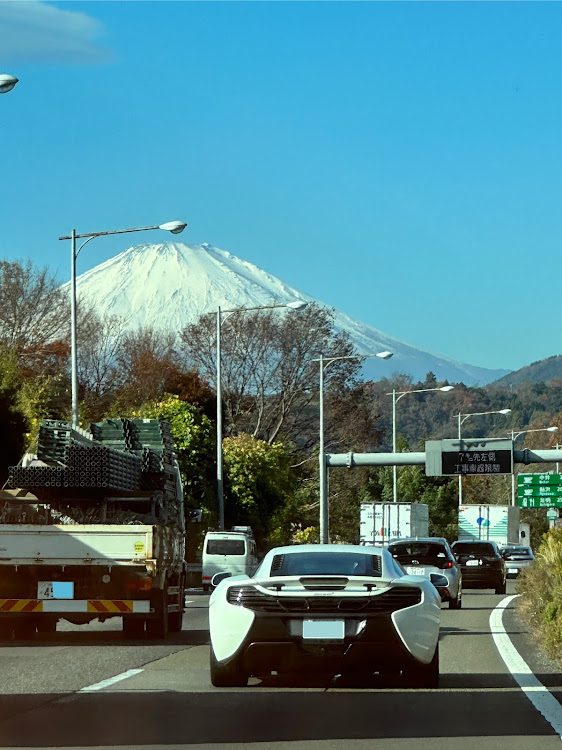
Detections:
[517, 474, 562, 507]
[426, 439, 513, 477]
[518, 485, 562, 498]
[518, 473, 562, 486]
[518, 500, 562, 509]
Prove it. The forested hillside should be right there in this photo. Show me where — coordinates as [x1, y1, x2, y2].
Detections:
[491, 355, 562, 388]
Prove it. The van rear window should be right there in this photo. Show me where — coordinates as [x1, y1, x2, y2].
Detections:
[207, 539, 246, 555]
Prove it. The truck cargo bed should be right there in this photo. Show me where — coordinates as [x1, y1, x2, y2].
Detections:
[0, 524, 157, 565]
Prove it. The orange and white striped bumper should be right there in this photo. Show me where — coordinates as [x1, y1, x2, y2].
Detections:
[0, 599, 150, 613]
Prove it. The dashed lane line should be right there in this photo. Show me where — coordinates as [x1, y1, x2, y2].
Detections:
[490, 594, 562, 739]
[79, 668, 144, 692]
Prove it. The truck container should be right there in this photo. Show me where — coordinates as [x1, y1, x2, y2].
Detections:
[360, 502, 429, 546]
[458, 505, 520, 547]
[0, 418, 186, 640]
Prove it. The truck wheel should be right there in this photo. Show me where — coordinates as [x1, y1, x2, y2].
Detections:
[495, 580, 507, 595]
[210, 645, 248, 687]
[123, 618, 145, 638]
[202, 584, 210, 592]
[146, 588, 168, 640]
[168, 579, 185, 633]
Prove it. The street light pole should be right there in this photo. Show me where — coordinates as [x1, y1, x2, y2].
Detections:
[315, 350, 393, 544]
[455, 408, 511, 505]
[215, 300, 307, 531]
[509, 426, 558, 506]
[60, 220, 187, 427]
[389, 385, 454, 503]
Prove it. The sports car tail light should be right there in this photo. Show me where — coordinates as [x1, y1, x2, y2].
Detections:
[226, 585, 421, 613]
[227, 587, 284, 612]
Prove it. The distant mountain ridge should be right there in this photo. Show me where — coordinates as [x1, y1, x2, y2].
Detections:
[490, 355, 562, 387]
[66, 242, 510, 385]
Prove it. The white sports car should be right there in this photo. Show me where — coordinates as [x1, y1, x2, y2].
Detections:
[209, 543, 442, 687]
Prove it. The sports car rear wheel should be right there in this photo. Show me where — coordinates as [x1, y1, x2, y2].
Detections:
[406, 643, 439, 688]
[210, 646, 248, 687]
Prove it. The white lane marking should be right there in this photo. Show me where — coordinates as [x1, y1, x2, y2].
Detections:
[490, 594, 562, 738]
[79, 668, 144, 692]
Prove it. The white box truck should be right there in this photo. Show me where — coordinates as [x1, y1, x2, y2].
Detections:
[360, 503, 429, 546]
[458, 505, 520, 546]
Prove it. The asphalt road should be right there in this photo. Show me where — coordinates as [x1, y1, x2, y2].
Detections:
[0, 582, 560, 750]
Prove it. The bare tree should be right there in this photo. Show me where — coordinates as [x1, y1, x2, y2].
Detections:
[179, 303, 361, 444]
[111, 326, 180, 407]
[0, 260, 69, 370]
[74, 301, 129, 416]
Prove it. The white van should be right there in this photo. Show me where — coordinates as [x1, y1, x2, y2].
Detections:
[202, 529, 258, 591]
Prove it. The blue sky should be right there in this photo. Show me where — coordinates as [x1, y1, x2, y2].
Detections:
[0, 1, 561, 374]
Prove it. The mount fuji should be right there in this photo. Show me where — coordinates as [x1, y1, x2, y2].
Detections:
[67, 242, 509, 385]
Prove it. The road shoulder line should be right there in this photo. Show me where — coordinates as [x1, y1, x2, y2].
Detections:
[490, 593, 562, 738]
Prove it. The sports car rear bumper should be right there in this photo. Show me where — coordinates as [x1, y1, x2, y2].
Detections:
[228, 613, 425, 677]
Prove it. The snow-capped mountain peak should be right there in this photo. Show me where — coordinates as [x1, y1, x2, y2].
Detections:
[65, 242, 509, 385]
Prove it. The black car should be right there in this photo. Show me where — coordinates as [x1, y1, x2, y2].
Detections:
[450, 540, 506, 594]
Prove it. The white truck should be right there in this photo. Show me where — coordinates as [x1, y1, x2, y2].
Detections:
[0, 418, 186, 640]
[458, 505, 520, 547]
[360, 502, 429, 546]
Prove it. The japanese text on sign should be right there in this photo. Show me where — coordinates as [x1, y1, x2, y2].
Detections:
[441, 449, 512, 476]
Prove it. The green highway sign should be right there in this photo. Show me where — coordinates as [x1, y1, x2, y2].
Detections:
[518, 497, 562, 508]
[518, 485, 562, 498]
[547, 509, 559, 520]
[518, 473, 562, 486]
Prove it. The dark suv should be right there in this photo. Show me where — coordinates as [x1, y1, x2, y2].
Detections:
[451, 540, 506, 594]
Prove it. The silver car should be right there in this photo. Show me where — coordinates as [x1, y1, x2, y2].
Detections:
[387, 537, 462, 609]
[501, 546, 535, 578]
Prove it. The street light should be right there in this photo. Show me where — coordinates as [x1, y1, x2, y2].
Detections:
[455, 408, 511, 504]
[509, 426, 558, 506]
[0, 75, 18, 94]
[59, 220, 187, 427]
[314, 350, 393, 544]
[215, 300, 308, 531]
[388, 385, 454, 503]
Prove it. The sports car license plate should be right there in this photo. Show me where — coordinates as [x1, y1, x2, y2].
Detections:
[466, 560, 480, 567]
[37, 581, 74, 599]
[406, 567, 426, 576]
[302, 620, 345, 640]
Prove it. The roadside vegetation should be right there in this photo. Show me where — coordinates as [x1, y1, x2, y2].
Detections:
[0, 258, 559, 552]
[517, 528, 562, 663]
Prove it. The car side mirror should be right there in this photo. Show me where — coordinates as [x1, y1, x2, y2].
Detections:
[430, 573, 449, 589]
[211, 571, 232, 587]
